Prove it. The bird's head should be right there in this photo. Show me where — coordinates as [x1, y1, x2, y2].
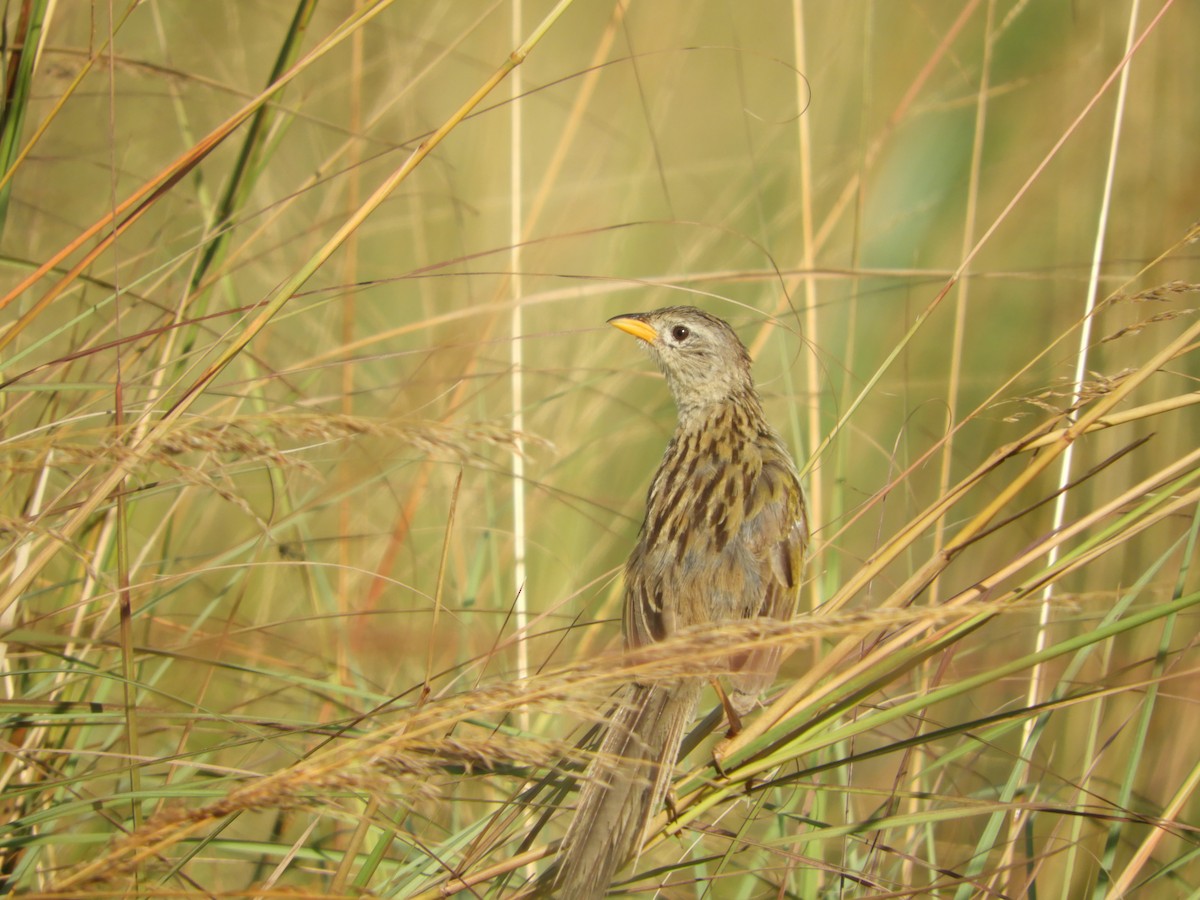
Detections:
[608, 306, 755, 415]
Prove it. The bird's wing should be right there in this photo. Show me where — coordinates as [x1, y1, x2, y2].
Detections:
[622, 438, 807, 683]
[726, 451, 808, 709]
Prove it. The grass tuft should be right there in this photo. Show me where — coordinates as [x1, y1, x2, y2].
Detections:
[1, 3, 1198, 898]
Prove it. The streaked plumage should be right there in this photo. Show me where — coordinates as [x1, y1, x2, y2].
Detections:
[547, 307, 807, 898]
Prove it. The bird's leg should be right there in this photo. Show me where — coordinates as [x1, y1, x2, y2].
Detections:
[709, 677, 743, 738]
[707, 679, 744, 778]
[710, 745, 729, 778]
[664, 790, 679, 823]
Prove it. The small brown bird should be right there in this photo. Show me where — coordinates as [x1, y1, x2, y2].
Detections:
[546, 307, 808, 898]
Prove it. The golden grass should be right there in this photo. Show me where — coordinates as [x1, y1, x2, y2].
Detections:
[2, 2, 1198, 897]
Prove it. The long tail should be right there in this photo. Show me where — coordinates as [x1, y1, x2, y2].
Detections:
[541, 678, 702, 899]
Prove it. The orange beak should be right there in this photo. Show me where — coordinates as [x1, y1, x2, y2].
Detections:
[608, 314, 657, 344]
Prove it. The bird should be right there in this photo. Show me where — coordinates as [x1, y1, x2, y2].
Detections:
[543, 306, 808, 898]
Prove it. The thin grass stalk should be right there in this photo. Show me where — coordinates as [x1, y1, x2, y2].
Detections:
[795, 276, 958, 488]
[0, 445, 54, 862]
[102, 1, 142, 843]
[913, 2, 995, 860]
[1092, 505, 1200, 898]
[874, 294, 1200, 621]
[1022, 390, 1200, 449]
[956, 534, 1181, 829]
[932, 0, 993, 606]
[509, 0, 530, 719]
[973, 504, 1197, 895]
[337, 0, 365, 698]
[806, 271, 1197, 613]
[746, 0, 981, 366]
[817, 0, 981, 270]
[1001, 1, 1144, 890]
[1065, 659, 1109, 897]
[964, 7, 1171, 892]
[178, 0, 320, 362]
[255, 817, 320, 898]
[0, 450, 48, 690]
[826, 13, 873, 887]
[2, 6, 1194, 895]
[730, 439, 1200, 781]
[353, 818, 398, 892]
[672, 587, 1200, 839]
[949, 0, 1175, 284]
[935, 4, 1059, 837]
[789, 0, 822, 617]
[522, 4, 624, 234]
[40, 605, 997, 892]
[356, 2, 563, 624]
[0, 1, 126, 201]
[492, 0, 627, 675]
[1109, 755, 1200, 897]
[137, 1, 221, 442]
[0, 0, 51, 236]
[0, 0, 580, 614]
[1026, 0, 1140, 744]
[0, 0, 397, 333]
[971, 536, 1183, 898]
[424, 470, 462, 696]
[780, 0, 1188, 581]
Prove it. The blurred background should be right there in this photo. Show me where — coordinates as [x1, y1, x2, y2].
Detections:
[1, 1, 1197, 896]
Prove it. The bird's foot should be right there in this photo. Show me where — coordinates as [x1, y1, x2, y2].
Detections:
[709, 678, 744, 738]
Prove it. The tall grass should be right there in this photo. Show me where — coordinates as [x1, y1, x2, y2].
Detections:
[1, 1, 1197, 897]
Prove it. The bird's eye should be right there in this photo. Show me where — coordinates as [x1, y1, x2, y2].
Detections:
[670, 325, 690, 342]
